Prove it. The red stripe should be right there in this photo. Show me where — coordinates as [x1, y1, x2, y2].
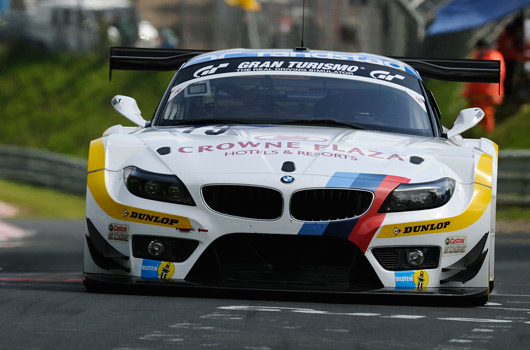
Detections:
[348, 175, 410, 252]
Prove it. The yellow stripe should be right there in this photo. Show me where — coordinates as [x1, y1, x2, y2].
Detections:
[87, 138, 105, 173]
[475, 153, 492, 187]
[86, 139, 192, 229]
[377, 154, 492, 238]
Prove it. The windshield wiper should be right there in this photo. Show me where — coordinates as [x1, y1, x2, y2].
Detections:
[276, 119, 366, 130]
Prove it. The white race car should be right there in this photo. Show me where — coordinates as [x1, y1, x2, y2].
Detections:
[84, 47, 500, 305]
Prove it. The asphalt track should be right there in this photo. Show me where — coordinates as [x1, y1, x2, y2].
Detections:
[0, 218, 530, 350]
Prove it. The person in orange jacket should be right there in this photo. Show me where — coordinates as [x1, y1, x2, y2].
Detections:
[463, 39, 506, 132]
[497, 18, 524, 98]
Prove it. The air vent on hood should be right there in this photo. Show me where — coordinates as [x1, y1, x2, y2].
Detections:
[281, 161, 296, 172]
[157, 147, 171, 155]
[409, 156, 424, 165]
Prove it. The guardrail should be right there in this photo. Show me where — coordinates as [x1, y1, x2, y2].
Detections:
[0, 146, 529, 206]
[0, 146, 87, 196]
[497, 149, 530, 206]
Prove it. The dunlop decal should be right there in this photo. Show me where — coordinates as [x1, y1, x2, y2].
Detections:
[403, 221, 450, 233]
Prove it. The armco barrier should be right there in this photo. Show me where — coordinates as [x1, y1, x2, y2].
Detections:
[0, 145, 87, 196]
[497, 149, 530, 206]
[0, 146, 529, 206]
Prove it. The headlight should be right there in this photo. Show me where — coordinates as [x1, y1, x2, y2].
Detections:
[379, 178, 455, 213]
[123, 166, 195, 206]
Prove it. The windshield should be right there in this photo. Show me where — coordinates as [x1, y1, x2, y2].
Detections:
[157, 60, 433, 136]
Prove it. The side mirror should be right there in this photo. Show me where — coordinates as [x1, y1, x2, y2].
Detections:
[111, 95, 148, 127]
[446, 108, 484, 139]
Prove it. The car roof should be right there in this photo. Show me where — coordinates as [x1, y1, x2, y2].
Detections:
[182, 48, 421, 80]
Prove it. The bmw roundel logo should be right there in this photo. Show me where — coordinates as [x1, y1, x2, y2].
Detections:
[281, 176, 295, 184]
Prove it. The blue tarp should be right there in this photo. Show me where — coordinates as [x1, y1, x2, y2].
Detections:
[427, 0, 530, 36]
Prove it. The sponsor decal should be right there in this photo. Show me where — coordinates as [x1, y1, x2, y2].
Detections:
[193, 63, 229, 78]
[414, 270, 429, 290]
[177, 141, 404, 161]
[403, 221, 450, 234]
[393, 227, 401, 235]
[370, 70, 405, 82]
[185, 50, 419, 78]
[129, 211, 179, 226]
[444, 236, 467, 255]
[141, 259, 160, 279]
[123, 209, 129, 217]
[108, 223, 129, 242]
[237, 60, 360, 75]
[158, 261, 175, 280]
[141, 260, 175, 280]
[395, 271, 415, 289]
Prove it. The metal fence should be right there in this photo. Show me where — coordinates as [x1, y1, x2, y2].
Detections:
[0, 145, 87, 196]
[0, 145, 529, 206]
[497, 149, 530, 206]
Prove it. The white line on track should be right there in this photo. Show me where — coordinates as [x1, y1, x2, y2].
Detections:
[506, 301, 530, 304]
[438, 317, 513, 323]
[382, 315, 426, 319]
[479, 307, 530, 312]
[219, 305, 530, 326]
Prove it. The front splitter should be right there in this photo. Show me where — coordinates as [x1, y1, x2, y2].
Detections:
[83, 272, 489, 305]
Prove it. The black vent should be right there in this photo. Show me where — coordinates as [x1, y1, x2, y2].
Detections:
[133, 235, 199, 262]
[186, 233, 383, 290]
[372, 249, 399, 270]
[202, 185, 283, 220]
[291, 189, 373, 221]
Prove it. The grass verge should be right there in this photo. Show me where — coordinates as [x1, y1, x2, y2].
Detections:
[0, 179, 84, 218]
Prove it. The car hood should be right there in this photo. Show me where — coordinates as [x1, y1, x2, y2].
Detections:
[109, 125, 476, 184]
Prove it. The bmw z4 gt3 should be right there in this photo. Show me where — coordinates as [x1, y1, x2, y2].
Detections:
[83, 47, 500, 305]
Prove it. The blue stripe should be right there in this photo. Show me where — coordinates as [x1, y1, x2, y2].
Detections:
[326, 172, 360, 188]
[349, 174, 386, 192]
[298, 222, 329, 236]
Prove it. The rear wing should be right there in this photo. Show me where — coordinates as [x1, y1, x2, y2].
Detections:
[395, 57, 500, 83]
[109, 47, 500, 84]
[109, 47, 209, 80]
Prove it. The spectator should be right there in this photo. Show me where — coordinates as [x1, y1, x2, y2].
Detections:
[463, 39, 505, 132]
[497, 17, 524, 99]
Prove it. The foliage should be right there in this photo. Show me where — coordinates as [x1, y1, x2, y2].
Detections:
[1, 42, 530, 158]
[0, 42, 172, 158]
[425, 79, 530, 148]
